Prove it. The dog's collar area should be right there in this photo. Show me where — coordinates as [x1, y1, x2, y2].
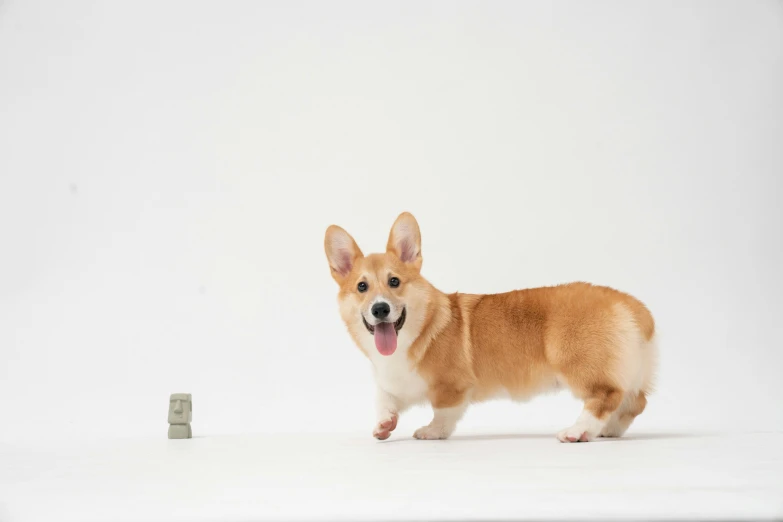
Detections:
[363, 307, 406, 334]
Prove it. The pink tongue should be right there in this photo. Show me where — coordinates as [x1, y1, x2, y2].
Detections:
[374, 322, 397, 356]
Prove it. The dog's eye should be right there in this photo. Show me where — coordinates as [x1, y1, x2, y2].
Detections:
[357, 281, 368, 293]
[389, 277, 400, 288]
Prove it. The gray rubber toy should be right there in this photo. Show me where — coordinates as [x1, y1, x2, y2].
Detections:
[167, 393, 192, 439]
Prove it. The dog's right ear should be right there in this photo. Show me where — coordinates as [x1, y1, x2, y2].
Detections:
[324, 225, 363, 284]
[386, 212, 422, 271]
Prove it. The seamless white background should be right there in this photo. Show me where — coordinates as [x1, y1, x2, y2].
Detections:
[1, 0, 782, 444]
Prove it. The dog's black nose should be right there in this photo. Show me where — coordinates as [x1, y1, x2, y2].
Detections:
[371, 302, 391, 320]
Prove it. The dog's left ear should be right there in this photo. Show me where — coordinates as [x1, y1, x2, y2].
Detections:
[387, 212, 422, 271]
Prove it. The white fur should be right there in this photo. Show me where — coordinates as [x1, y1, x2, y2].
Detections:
[641, 332, 659, 394]
[557, 409, 606, 442]
[362, 328, 428, 408]
[375, 385, 401, 418]
[611, 303, 659, 394]
[610, 302, 646, 393]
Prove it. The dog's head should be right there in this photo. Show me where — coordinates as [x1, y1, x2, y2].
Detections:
[324, 212, 430, 357]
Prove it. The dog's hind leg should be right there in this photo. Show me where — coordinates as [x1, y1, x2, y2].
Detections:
[601, 331, 657, 438]
[557, 384, 624, 442]
[599, 390, 647, 438]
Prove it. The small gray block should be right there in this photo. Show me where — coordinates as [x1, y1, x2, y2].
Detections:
[167, 393, 193, 439]
[168, 424, 192, 439]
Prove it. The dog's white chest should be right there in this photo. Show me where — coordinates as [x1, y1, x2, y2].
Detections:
[369, 350, 429, 405]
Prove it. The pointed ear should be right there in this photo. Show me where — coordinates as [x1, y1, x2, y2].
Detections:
[324, 225, 363, 283]
[386, 212, 422, 271]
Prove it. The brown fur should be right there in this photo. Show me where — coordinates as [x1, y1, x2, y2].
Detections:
[325, 212, 658, 441]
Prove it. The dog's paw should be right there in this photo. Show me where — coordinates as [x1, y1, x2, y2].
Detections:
[372, 413, 398, 440]
[413, 424, 449, 440]
[556, 425, 592, 443]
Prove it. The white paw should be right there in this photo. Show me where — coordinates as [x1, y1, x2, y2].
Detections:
[556, 424, 593, 443]
[413, 424, 450, 440]
[372, 413, 398, 440]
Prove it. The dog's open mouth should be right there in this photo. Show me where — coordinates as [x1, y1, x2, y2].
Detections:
[362, 308, 406, 334]
[363, 308, 406, 356]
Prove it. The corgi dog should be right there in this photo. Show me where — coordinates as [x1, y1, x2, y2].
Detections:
[324, 212, 658, 442]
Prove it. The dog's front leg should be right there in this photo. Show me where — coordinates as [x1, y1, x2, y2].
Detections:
[413, 385, 469, 440]
[372, 385, 403, 440]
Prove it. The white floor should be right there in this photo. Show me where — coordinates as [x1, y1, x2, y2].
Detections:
[1, 431, 781, 522]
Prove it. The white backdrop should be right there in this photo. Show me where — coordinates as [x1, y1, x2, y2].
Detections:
[1, 0, 781, 444]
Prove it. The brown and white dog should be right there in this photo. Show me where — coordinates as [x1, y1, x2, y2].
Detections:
[324, 212, 658, 442]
